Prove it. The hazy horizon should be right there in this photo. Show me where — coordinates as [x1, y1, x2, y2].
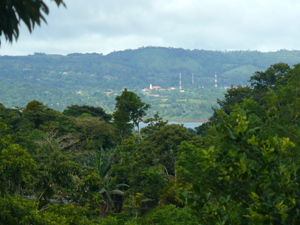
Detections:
[1, 46, 298, 57]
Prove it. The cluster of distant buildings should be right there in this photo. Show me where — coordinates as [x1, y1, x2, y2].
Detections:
[140, 84, 185, 100]
[142, 84, 185, 93]
[75, 71, 237, 99]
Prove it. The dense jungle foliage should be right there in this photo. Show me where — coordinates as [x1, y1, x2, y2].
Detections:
[1, 62, 300, 224]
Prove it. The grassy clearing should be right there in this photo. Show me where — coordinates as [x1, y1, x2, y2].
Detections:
[176, 99, 202, 103]
[159, 104, 170, 107]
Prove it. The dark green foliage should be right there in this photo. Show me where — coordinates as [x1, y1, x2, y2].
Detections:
[1, 62, 300, 223]
[183, 100, 300, 223]
[141, 112, 168, 136]
[180, 63, 300, 224]
[113, 88, 150, 141]
[124, 205, 201, 224]
[63, 105, 112, 122]
[196, 62, 296, 136]
[0, 142, 36, 196]
[113, 124, 194, 216]
[89, 147, 128, 215]
[249, 62, 290, 89]
[0, 195, 96, 224]
[112, 109, 133, 142]
[114, 88, 151, 127]
[23, 100, 55, 129]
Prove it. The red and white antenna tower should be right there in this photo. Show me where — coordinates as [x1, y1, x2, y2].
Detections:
[179, 73, 182, 90]
[215, 72, 217, 87]
[192, 73, 194, 85]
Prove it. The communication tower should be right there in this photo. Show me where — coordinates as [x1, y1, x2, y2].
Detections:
[215, 72, 217, 87]
[192, 73, 194, 85]
[179, 73, 182, 90]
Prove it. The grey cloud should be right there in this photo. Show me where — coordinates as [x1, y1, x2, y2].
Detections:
[1, 0, 300, 55]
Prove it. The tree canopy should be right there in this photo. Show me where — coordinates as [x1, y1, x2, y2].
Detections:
[1, 63, 300, 223]
[113, 88, 150, 141]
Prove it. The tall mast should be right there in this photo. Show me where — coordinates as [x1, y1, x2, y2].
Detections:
[215, 72, 217, 87]
[192, 73, 194, 85]
[179, 73, 182, 90]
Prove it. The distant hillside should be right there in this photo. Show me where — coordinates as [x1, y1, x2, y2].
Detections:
[1, 47, 300, 91]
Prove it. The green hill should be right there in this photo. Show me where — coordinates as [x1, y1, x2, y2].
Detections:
[1, 47, 300, 120]
[2, 47, 300, 91]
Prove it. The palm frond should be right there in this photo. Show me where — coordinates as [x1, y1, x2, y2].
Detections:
[115, 183, 129, 188]
[99, 187, 107, 194]
[109, 189, 125, 195]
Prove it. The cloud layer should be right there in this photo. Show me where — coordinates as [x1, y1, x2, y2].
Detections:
[1, 0, 300, 55]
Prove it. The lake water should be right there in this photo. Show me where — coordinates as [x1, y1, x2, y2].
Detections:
[138, 121, 203, 130]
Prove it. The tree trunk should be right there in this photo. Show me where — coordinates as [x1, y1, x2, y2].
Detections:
[137, 122, 140, 142]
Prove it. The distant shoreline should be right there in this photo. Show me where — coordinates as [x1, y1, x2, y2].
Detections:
[167, 119, 209, 123]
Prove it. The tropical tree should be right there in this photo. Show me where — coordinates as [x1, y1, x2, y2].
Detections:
[113, 88, 150, 141]
[70, 113, 116, 151]
[179, 64, 300, 224]
[140, 112, 168, 137]
[63, 105, 112, 123]
[249, 62, 290, 90]
[89, 147, 128, 216]
[112, 124, 194, 215]
[0, 118, 36, 196]
[112, 109, 133, 142]
[0, 141, 36, 197]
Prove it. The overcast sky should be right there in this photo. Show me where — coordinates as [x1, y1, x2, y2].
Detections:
[1, 0, 300, 55]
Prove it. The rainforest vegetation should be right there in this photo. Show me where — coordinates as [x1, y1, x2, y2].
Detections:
[2, 1, 300, 224]
[1, 62, 300, 224]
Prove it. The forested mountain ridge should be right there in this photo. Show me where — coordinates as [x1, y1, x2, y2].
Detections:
[2, 47, 300, 121]
[2, 47, 300, 90]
